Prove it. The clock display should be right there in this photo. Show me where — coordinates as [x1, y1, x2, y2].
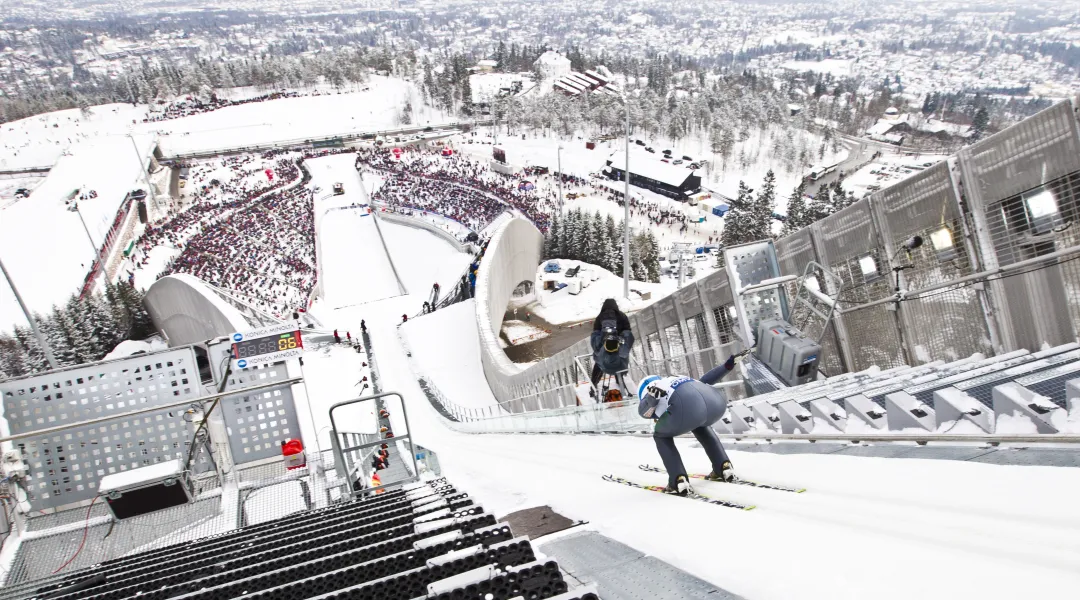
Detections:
[232, 330, 302, 359]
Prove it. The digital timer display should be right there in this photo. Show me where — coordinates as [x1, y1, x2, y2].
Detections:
[232, 330, 302, 359]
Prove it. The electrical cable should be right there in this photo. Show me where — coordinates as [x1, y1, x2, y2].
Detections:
[183, 354, 231, 473]
[51, 495, 99, 574]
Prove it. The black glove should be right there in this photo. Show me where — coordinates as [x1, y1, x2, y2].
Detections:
[723, 354, 737, 371]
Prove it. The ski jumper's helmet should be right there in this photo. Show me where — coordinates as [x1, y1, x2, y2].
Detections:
[638, 375, 661, 400]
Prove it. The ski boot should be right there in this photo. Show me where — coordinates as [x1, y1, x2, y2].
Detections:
[664, 475, 692, 496]
[705, 462, 736, 483]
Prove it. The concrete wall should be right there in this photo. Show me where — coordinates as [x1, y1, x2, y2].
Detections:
[144, 274, 254, 345]
[475, 218, 545, 405]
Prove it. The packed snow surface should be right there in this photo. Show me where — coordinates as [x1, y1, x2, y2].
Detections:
[400, 300, 499, 410]
[299, 211, 1080, 600]
[319, 210, 400, 309]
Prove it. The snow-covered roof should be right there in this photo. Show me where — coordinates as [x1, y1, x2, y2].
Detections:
[585, 70, 609, 84]
[554, 81, 581, 96]
[916, 118, 973, 137]
[867, 120, 896, 136]
[477, 59, 498, 68]
[606, 150, 697, 188]
[535, 51, 571, 66]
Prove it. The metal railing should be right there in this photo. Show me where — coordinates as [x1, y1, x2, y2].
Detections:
[328, 391, 418, 498]
[469, 99, 1080, 426]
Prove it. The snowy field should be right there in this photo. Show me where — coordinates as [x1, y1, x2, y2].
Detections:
[154, 78, 425, 156]
[0, 103, 149, 171]
[455, 122, 847, 203]
[0, 77, 451, 171]
[0, 134, 155, 330]
[779, 58, 857, 77]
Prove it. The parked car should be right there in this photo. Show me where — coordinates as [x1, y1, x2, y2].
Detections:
[646, 147, 655, 153]
[662, 149, 672, 155]
[635, 139, 646, 146]
[333, 182, 345, 195]
[544, 261, 562, 273]
[682, 155, 693, 161]
[14, 188, 30, 198]
[661, 159, 670, 163]
[673, 160, 683, 165]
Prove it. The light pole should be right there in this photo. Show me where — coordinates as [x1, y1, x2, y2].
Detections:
[73, 203, 98, 256]
[0, 256, 59, 369]
[557, 144, 564, 213]
[621, 94, 631, 299]
[130, 134, 157, 216]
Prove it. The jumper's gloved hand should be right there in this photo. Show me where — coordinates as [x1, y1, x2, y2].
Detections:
[724, 354, 737, 372]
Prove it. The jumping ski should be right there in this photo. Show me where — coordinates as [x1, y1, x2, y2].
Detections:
[602, 475, 756, 510]
[638, 465, 806, 493]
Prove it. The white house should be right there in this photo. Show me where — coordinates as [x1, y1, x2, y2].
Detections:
[534, 51, 571, 81]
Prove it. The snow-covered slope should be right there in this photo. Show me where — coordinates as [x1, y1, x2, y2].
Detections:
[319, 210, 400, 309]
[305, 212, 1080, 600]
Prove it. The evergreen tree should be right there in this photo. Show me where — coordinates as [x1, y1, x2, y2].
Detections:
[642, 231, 661, 283]
[752, 169, 777, 239]
[582, 211, 601, 264]
[972, 107, 990, 140]
[13, 323, 49, 373]
[783, 180, 808, 235]
[0, 334, 29, 379]
[119, 281, 154, 339]
[612, 220, 626, 277]
[806, 184, 833, 224]
[45, 306, 79, 366]
[631, 235, 647, 282]
[568, 209, 586, 262]
[544, 214, 561, 259]
[721, 181, 756, 247]
[604, 214, 619, 272]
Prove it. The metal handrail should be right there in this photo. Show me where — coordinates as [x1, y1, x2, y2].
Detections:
[714, 432, 1080, 444]
[0, 377, 304, 445]
[328, 391, 419, 497]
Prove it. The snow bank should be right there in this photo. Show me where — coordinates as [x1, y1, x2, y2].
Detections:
[400, 300, 499, 410]
[532, 259, 663, 325]
[379, 221, 473, 300]
[501, 320, 550, 345]
[103, 338, 167, 360]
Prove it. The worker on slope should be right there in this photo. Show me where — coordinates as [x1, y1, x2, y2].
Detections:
[638, 353, 739, 496]
[590, 298, 634, 393]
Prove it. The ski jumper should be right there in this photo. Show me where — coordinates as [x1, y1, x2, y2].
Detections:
[638, 362, 734, 488]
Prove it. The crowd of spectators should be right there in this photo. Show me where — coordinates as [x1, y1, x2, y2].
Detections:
[358, 147, 554, 232]
[142, 91, 309, 123]
[160, 182, 317, 316]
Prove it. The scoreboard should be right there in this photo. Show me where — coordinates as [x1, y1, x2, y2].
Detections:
[229, 323, 304, 369]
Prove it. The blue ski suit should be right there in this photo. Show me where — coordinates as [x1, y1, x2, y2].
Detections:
[638, 361, 735, 488]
